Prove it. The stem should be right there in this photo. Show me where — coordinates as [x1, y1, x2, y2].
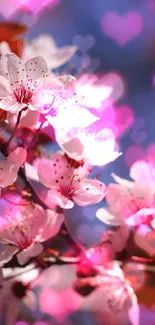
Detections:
[27, 122, 44, 150]
[18, 167, 48, 209]
[6, 110, 23, 147]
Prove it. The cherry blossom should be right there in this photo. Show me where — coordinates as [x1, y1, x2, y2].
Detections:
[79, 262, 138, 325]
[37, 262, 138, 325]
[0, 265, 39, 325]
[58, 128, 121, 166]
[36, 74, 99, 135]
[0, 147, 27, 195]
[106, 160, 155, 223]
[0, 53, 48, 114]
[23, 34, 78, 70]
[0, 201, 64, 265]
[96, 207, 130, 253]
[36, 153, 106, 209]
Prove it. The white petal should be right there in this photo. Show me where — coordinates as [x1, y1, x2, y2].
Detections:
[25, 163, 39, 181]
[112, 173, 134, 188]
[0, 96, 23, 113]
[0, 41, 12, 55]
[48, 45, 78, 69]
[0, 75, 11, 97]
[96, 208, 123, 226]
[25, 56, 48, 90]
[0, 53, 26, 90]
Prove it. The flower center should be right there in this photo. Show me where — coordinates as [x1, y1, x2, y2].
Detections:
[14, 87, 33, 106]
[12, 281, 28, 298]
[43, 103, 57, 117]
[64, 154, 84, 169]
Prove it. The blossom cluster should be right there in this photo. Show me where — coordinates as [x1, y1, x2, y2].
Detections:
[0, 34, 153, 325]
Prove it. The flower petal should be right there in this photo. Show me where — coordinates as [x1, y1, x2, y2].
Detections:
[40, 210, 64, 241]
[48, 189, 74, 209]
[111, 173, 133, 188]
[5, 297, 20, 325]
[0, 75, 11, 97]
[134, 225, 155, 256]
[0, 53, 26, 90]
[17, 242, 43, 265]
[25, 56, 48, 90]
[7, 147, 27, 167]
[0, 245, 19, 266]
[37, 159, 55, 188]
[0, 96, 23, 113]
[0, 148, 27, 188]
[126, 208, 155, 226]
[25, 162, 39, 181]
[96, 208, 123, 226]
[73, 180, 106, 206]
[47, 45, 78, 69]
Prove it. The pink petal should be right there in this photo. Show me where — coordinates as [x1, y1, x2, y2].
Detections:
[73, 179, 106, 206]
[58, 137, 85, 162]
[126, 208, 155, 226]
[134, 225, 155, 256]
[37, 159, 55, 188]
[47, 189, 74, 209]
[17, 242, 43, 265]
[5, 297, 20, 325]
[24, 291, 37, 310]
[0, 268, 3, 286]
[7, 147, 27, 167]
[0, 147, 26, 187]
[41, 210, 64, 241]
[0, 245, 19, 266]
[130, 161, 153, 182]
[0, 164, 19, 188]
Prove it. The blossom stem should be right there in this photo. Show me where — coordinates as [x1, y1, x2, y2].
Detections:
[6, 109, 23, 147]
[27, 122, 44, 150]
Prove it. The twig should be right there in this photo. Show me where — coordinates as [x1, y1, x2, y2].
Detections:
[5, 110, 23, 147]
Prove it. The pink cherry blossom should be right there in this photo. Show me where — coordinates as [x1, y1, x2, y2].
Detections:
[36, 153, 106, 209]
[37, 262, 138, 325]
[36, 75, 99, 135]
[96, 208, 130, 253]
[106, 160, 155, 223]
[23, 34, 78, 70]
[58, 128, 121, 166]
[0, 202, 64, 265]
[0, 265, 39, 325]
[80, 262, 139, 325]
[0, 147, 27, 195]
[0, 53, 48, 114]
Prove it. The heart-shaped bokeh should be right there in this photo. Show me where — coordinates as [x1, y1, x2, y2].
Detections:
[73, 35, 95, 52]
[101, 12, 143, 46]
